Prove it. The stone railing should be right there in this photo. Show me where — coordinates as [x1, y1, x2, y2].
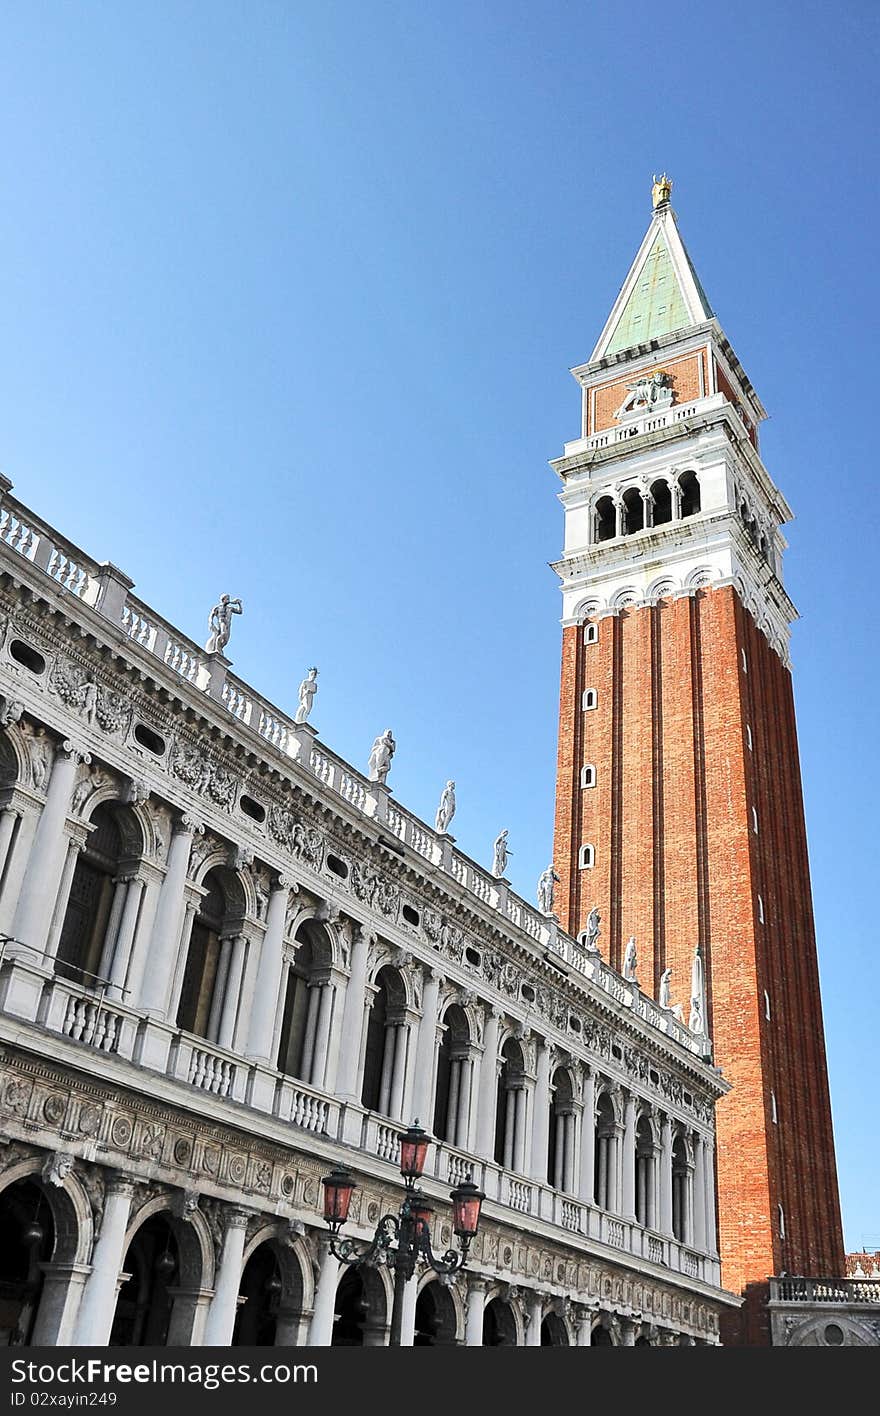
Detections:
[770, 1276, 880, 1306]
[0, 484, 709, 1063]
[562, 392, 728, 458]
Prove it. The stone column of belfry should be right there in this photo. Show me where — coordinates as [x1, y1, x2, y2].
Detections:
[549, 177, 844, 1331]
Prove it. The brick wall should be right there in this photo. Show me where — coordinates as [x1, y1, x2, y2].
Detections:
[552, 584, 844, 1314]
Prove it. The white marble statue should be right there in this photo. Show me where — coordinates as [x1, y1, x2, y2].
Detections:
[583, 906, 601, 954]
[205, 594, 243, 654]
[368, 729, 396, 785]
[434, 780, 456, 833]
[491, 829, 512, 879]
[536, 865, 560, 915]
[294, 667, 318, 724]
[623, 935, 638, 982]
[659, 967, 672, 1010]
[689, 943, 706, 1035]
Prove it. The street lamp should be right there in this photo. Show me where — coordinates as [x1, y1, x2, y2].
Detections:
[320, 1121, 485, 1346]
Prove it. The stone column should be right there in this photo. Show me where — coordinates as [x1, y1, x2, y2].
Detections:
[310, 981, 336, 1089]
[389, 1022, 410, 1121]
[659, 1116, 673, 1236]
[530, 1041, 552, 1183]
[615, 498, 625, 538]
[454, 1055, 472, 1150]
[526, 1294, 543, 1346]
[578, 1070, 596, 1204]
[108, 878, 145, 999]
[202, 1208, 250, 1345]
[12, 742, 86, 957]
[575, 1305, 594, 1347]
[97, 877, 129, 980]
[30, 1262, 91, 1345]
[692, 1132, 707, 1252]
[474, 1006, 501, 1158]
[246, 880, 291, 1061]
[621, 1092, 638, 1220]
[72, 1174, 134, 1345]
[44, 839, 83, 960]
[562, 1111, 577, 1194]
[620, 1317, 639, 1346]
[703, 1134, 718, 1254]
[465, 1276, 487, 1346]
[513, 1085, 528, 1174]
[608, 1125, 622, 1214]
[336, 926, 371, 1102]
[411, 966, 442, 1125]
[308, 1238, 340, 1346]
[216, 934, 247, 1050]
[0, 804, 19, 881]
[139, 817, 199, 1014]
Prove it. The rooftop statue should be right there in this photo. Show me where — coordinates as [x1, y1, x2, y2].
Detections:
[205, 594, 243, 655]
[368, 729, 396, 785]
[537, 864, 560, 915]
[434, 780, 456, 834]
[294, 667, 319, 725]
[623, 935, 638, 982]
[491, 829, 512, 879]
[582, 906, 601, 954]
[659, 966, 672, 1010]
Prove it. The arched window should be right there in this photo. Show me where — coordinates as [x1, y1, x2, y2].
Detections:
[361, 966, 408, 1119]
[582, 688, 597, 711]
[547, 1068, 576, 1192]
[622, 486, 644, 535]
[635, 1113, 656, 1229]
[57, 803, 126, 986]
[650, 478, 672, 526]
[583, 622, 598, 645]
[433, 1004, 472, 1148]
[580, 763, 596, 789]
[679, 470, 701, 517]
[494, 1038, 527, 1172]
[594, 495, 616, 543]
[277, 921, 334, 1087]
[176, 866, 247, 1049]
[672, 1131, 691, 1243]
[594, 1091, 618, 1211]
[578, 843, 595, 869]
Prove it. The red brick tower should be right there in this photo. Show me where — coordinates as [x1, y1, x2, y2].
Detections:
[550, 176, 844, 1341]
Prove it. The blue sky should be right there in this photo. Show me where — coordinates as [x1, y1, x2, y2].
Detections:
[1, 1, 876, 1252]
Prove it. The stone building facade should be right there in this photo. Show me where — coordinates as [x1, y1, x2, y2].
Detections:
[0, 479, 734, 1347]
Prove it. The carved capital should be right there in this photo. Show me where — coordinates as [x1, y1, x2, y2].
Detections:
[175, 813, 204, 837]
[60, 740, 91, 766]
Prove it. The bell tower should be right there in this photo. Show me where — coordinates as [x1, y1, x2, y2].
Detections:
[550, 177, 844, 1340]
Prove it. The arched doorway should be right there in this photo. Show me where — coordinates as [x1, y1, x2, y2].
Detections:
[541, 1311, 569, 1345]
[110, 1213, 179, 1346]
[483, 1296, 517, 1346]
[233, 1244, 283, 1346]
[592, 1322, 614, 1346]
[331, 1267, 387, 1346]
[414, 1280, 457, 1346]
[0, 1179, 54, 1345]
